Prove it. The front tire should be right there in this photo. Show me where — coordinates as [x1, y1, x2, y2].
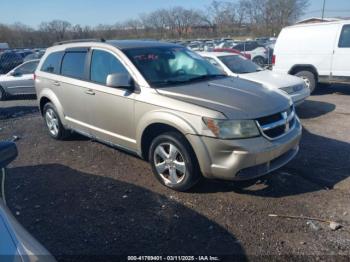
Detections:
[149, 132, 201, 191]
[43, 102, 69, 140]
[0, 86, 7, 101]
[295, 71, 316, 94]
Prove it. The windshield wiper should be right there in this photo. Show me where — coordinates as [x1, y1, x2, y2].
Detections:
[187, 74, 226, 82]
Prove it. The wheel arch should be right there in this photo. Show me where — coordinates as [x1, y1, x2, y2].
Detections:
[137, 111, 199, 161]
[288, 64, 319, 80]
[38, 89, 66, 125]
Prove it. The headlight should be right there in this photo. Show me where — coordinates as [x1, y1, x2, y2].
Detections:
[202, 117, 260, 139]
[281, 84, 305, 94]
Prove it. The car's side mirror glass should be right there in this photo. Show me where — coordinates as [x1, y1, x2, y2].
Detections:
[11, 71, 22, 77]
[106, 73, 134, 91]
[0, 142, 18, 168]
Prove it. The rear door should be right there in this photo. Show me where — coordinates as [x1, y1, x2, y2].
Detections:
[58, 49, 92, 135]
[331, 24, 350, 82]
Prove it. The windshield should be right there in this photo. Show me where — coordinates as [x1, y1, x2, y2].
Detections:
[124, 47, 225, 87]
[219, 55, 263, 74]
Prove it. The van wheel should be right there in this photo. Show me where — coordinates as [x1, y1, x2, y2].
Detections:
[295, 71, 316, 94]
[0, 86, 7, 101]
[43, 102, 69, 140]
[149, 132, 200, 191]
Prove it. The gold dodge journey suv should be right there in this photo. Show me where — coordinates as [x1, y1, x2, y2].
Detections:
[35, 39, 302, 191]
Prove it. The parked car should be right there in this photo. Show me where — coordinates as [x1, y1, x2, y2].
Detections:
[213, 48, 251, 59]
[199, 52, 310, 106]
[233, 41, 268, 66]
[24, 51, 45, 62]
[0, 60, 39, 100]
[0, 52, 23, 74]
[273, 20, 350, 93]
[17, 50, 34, 59]
[0, 141, 56, 261]
[0, 42, 9, 52]
[35, 40, 301, 191]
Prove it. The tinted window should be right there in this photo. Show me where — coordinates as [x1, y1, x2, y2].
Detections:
[0, 52, 22, 62]
[90, 50, 128, 85]
[339, 25, 350, 48]
[205, 57, 223, 69]
[219, 55, 262, 74]
[41, 52, 63, 74]
[15, 61, 39, 74]
[61, 52, 87, 79]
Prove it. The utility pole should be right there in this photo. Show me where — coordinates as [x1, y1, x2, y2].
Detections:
[322, 0, 326, 19]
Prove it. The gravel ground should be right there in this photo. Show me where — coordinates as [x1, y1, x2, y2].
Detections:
[0, 86, 350, 261]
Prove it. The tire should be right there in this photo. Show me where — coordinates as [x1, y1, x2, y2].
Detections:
[149, 132, 201, 191]
[252, 56, 266, 67]
[0, 86, 7, 101]
[295, 70, 316, 94]
[43, 102, 69, 140]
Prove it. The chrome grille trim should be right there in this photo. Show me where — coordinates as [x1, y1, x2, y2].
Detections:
[256, 106, 296, 140]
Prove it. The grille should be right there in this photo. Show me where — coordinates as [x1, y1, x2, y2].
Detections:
[256, 106, 296, 140]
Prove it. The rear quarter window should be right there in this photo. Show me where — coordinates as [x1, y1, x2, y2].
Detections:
[41, 51, 63, 74]
[339, 25, 350, 48]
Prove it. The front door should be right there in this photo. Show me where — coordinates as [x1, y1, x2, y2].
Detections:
[331, 24, 350, 83]
[85, 48, 136, 150]
[6, 60, 38, 94]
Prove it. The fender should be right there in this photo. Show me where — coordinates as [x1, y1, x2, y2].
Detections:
[136, 109, 200, 154]
[288, 64, 319, 76]
[38, 88, 67, 126]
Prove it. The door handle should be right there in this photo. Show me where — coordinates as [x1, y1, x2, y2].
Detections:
[53, 81, 60, 86]
[85, 89, 95, 95]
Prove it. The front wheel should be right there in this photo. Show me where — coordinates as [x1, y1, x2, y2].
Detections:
[295, 71, 316, 94]
[149, 132, 201, 191]
[0, 86, 7, 101]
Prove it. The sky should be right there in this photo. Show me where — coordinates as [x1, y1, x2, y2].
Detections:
[0, 0, 349, 28]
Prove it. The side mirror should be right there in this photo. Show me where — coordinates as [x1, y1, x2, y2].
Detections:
[10, 71, 21, 77]
[0, 142, 18, 168]
[106, 73, 134, 91]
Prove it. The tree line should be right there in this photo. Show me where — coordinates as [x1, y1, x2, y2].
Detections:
[0, 0, 309, 48]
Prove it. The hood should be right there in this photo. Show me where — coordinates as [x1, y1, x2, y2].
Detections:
[156, 77, 291, 119]
[239, 70, 303, 89]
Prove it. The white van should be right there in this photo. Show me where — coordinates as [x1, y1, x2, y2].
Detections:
[273, 20, 350, 93]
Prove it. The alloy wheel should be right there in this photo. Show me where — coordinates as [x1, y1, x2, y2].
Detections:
[153, 143, 186, 186]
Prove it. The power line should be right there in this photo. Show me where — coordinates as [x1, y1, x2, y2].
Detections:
[305, 9, 350, 14]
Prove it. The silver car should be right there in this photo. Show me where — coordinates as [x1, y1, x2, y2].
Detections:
[35, 40, 302, 191]
[0, 60, 39, 100]
[0, 142, 55, 261]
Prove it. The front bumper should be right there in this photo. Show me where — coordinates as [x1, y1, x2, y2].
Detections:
[186, 118, 302, 181]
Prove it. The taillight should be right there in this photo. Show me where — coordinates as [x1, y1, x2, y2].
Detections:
[33, 73, 36, 80]
[272, 55, 276, 65]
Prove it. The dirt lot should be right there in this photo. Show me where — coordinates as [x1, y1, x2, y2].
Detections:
[1, 86, 350, 261]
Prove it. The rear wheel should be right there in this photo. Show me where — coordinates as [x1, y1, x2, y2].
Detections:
[295, 71, 316, 94]
[252, 56, 266, 67]
[0, 86, 7, 101]
[149, 132, 201, 191]
[43, 102, 69, 140]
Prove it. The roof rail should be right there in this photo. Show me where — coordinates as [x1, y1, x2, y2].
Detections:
[53, 38, 106, 46]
